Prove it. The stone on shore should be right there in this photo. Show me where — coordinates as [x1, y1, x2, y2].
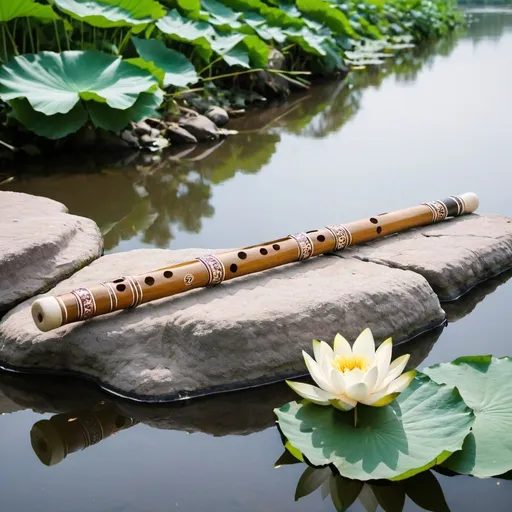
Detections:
[342, 214, 512, 300]
[205, 106, 230, 127]
[0, 249, 444, 401]
[0, 192, 103, 314]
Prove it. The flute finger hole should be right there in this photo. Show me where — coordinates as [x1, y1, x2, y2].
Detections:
[116, 284, 126, 292]
[377, 227, 382, 234]
[238, 251, 247, 260]
[144, 276, 155, 286]
[230, 264, 238, 273]
[317, 235, 326, 242]
[164, 271, 173, 279]
[370, 218, 378, 224]
[273, 244, 280, 251]
[113, 278, 124, 283]
[260, 248, 268, 255]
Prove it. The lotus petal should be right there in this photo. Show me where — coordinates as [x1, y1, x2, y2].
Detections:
[286, 381, 333, 406]
[388, 370, 417, 394]
[303, 351, 334, 392]
[382, 354, 410, 388]
[374, 338, 392, 389]
[346, 382, 368, 401]
[363, 366, 379, 393]
[329, 397, 356, 411]
[352, 328, 375, 360]
[333, 333, 352, 357]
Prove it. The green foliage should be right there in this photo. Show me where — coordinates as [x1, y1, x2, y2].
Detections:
[424, 356, 512, 478]
[275, 374, 474, 481]
[53, 0, 166, 28]
[130, 37, 199, 86]
[0, 0, 463, 139]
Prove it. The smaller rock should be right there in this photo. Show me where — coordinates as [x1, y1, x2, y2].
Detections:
[205, 106, 229, 127]
[150, 128, 161, 139]
[165, 123, 198, 145]
[139, 134, 154, 146]
[132, 120, 152, 137]
[121, 130, 140, 149]
[179, 115, 220, 141]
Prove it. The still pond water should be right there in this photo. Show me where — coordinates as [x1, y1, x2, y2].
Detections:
[1, 9, 512, 512]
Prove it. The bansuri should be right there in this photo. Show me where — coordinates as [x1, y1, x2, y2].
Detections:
[32, 193, 479, 332]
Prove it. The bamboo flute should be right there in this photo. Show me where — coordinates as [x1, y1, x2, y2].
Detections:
[32, 193, 479, 332]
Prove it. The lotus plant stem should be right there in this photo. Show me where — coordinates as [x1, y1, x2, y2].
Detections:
[5, 24, 18, 56]
[354, 406, 358, 428]
[22, 28, 26, 54]
[53, 20, 62, 53]
[64, 25, 71, 51]
[36, 27, 40, 53]
[93, 26, 96, 47]
[1, 25, 7, 63]
[199, 56, 223, 76]
[118, 29, 132, 56]
[202, 68, 265, 82]
[81, 22, 84, 50]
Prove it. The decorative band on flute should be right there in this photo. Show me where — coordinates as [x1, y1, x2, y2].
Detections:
[71, 288, 96, 321]
[197, 255, 226, 285]
[289, 233, 314, 260]
[325, 224, 353, 251]
[30, 193, 480, 332]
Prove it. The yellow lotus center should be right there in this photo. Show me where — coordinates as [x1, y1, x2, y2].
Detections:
[332, 354, 370, 373]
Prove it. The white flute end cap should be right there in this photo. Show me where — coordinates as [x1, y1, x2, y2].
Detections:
[31, 297, 63, 332]
[459, 192, 479, 213]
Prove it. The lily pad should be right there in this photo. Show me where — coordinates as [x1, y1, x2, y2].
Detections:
[53, 0, 165, 28]
[130, 38, 199, 87]
[424, 356, 512, 478]
[0, 51, 157, 116]
[275, 374, 474, 481]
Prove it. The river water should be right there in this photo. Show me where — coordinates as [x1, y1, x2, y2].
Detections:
[1, 9, 512, 512]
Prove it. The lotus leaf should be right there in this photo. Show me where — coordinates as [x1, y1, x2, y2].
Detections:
[296, 0, 356, 37]
[8, 98, 88, 139]
[201, 0, 242, 27]
[53, 0, 165, 28]
[130, 38, 199, 87]
[0, 0, 57, 22]
[424, 356, 512, 478]
[0, 51, 158, 115]
[275, 374, 474, 481]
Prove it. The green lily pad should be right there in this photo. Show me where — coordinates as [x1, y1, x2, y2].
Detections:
[8, 98, 88, 139]
[201, 0, 241, 27]
[53, 0, 165, 28]
[0, 0, 57, 22]
[275, 374, 474, 481]
[0, 51, 157, 116]
[424, 356, 512, 478]
[130, 38, 199, 87]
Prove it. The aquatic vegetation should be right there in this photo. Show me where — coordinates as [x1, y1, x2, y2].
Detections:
[278, 346, 512, 484]
[0, 0, 463, 140]
[286, 329, 416, 411]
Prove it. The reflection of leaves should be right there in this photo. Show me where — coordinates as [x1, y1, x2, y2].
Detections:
[293, 463, 451, 512]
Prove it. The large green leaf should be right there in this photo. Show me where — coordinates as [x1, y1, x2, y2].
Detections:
[0, 0, 57, 22]
[8, 98, 88, 139]
[296, 0, 356, 38]
[275, 374, 474, 481]
[0, 51, 157, 115]
[53, 0, 165, 28]
[130, 37, 199, 87]
[424, 356, 512, 478]
[201, 0, 241, 27]
[87, 89, 163, 131]
[242, 13, 288, 43]
[156, 9, 214, 60]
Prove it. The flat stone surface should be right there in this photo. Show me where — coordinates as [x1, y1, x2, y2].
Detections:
[0, 191, 103, 313]
[0, 248, 444, 401]
[341, 214, 512, 300]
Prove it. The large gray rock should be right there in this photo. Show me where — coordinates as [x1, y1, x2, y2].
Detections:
[0, 249, 444, 401]
[341, 214, 512, 300]
[0, 192, 103, 313]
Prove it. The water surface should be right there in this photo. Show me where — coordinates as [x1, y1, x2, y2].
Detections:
[1, 10, 512, 512]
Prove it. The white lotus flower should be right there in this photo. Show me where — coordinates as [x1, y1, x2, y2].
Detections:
[286, 328, 416, 411]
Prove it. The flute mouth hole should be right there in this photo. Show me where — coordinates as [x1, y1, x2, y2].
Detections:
[317, 235, 326, 242]
[144, 276, 155, 286]
[238, 251, 247, 260]
[164, 271, 173, 279]
[273, 244, 280, 251]
[116, 284, 126, 292]
[370, 218, 378, 224]
[230, 264, 238, 273]
[260, 248, 268, 255]
[37, 313, 43, 323]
